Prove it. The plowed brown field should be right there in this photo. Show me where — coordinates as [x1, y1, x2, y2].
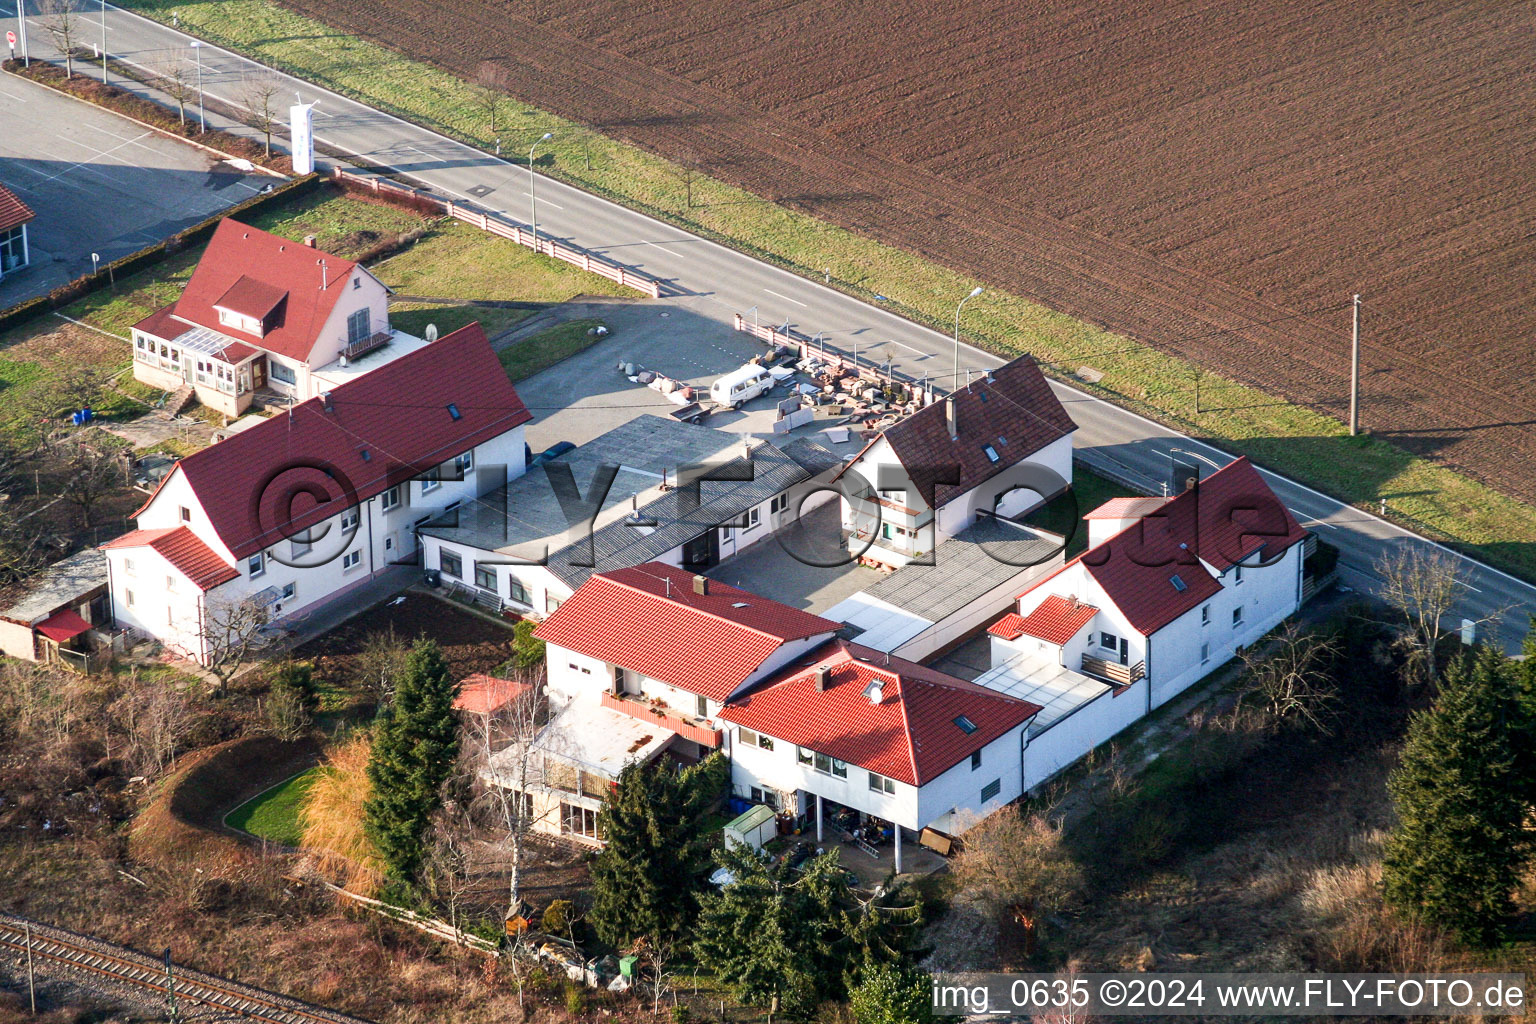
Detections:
[277, 0, 1536, 500]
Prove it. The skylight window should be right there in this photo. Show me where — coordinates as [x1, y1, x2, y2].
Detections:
[1170, 574, 1187, 592]
[731, 602, 750, 608]
[954, 715, 978, 734]
[359, 449, 372, 462]
[446, 403, 462, 421]
[982, 445, 1000, 463]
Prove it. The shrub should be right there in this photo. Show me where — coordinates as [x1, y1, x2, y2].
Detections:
[540, 898, 574, 936]
[848, 963, 933, 1024]
[671, 1005, 695, 1024]
[300, 735, 384, 895]
[511, 619, 545, 671]
[563, 980, 586, 1016]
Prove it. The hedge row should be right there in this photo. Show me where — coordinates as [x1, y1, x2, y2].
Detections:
[1, 58, 293, 174]
[0, 174, 323, 336]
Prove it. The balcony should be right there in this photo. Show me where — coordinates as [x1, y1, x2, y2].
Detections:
[1080, 654, 1145, 687]
[600, 691, 722, 748]
[340, 331, 391, 362]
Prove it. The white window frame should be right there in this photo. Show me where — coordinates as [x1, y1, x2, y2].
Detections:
[1200, 641, 1210, 664]
[420, 465, 441, 493]
[340, 508, 360, 532]
[1201, 604, 1210, 626]
[509, 578, 532, 607]
[280, 582, 296, 601]
[868, 772, 895, 795]
[740, 507, 760, 532]
[439, 550, 463, 580]
[1233, 605, 1244, 627]
[342, 549, 362, 572]
[248, 552, 265, 577]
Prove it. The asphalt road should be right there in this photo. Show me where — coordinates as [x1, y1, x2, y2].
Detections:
[7, 1, 1533, 650]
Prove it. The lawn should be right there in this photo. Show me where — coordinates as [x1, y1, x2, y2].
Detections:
[0, 186, 625, 451]
[224, 766, 321, 847]
[499, 318, 608, 382]
[1022, 466, 1138, 558]
[110, 0, 1536, 584]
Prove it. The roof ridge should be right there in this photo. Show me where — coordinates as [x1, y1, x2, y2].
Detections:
[601, 568, 825, 645]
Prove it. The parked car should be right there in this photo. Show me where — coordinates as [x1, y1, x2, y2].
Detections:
[709, 365, 773, 409]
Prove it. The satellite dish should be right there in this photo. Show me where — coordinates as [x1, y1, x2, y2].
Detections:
[425, 324, 438, 342]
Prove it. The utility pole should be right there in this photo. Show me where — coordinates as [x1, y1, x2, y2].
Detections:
[99, 0, 107, 84]
[1349, 293, 1361, 435]
[24, 922, 36, 1015]
[164, 947, 179, 1023]
[16, 0, 29, 68]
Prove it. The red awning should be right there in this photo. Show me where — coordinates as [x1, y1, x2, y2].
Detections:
[36, 609, 92, 643]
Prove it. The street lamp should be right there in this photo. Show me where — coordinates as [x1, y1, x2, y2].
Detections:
[99, 0, 106, 84]
[528, 131, 552, 249]
[190, 40, 205, 134]
[952, 286, 983, 392]
[16, 0, 29, 68]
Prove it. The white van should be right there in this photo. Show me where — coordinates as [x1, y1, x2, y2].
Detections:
[709, 365, 773, 409]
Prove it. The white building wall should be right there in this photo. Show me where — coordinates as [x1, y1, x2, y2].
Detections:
[1146, 544, 1302, 708]
[105, 546, 208, 658]
[933, 433, 1075, 539]
[1020, 679, 1147, 791]
[727, 732, 921, 829]
[915, 725, 1030, 834]
[295, 267, 392, 399]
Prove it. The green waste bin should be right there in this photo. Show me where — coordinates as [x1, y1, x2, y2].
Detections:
[619, 955, 639, 978]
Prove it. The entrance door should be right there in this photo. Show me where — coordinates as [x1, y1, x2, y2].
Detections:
[253, 359, 266, 389]
[682, 529, 720, 569]
[1118, 637, 1129, 666]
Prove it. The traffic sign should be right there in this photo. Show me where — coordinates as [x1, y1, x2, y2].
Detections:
[6, 31, 16, 49]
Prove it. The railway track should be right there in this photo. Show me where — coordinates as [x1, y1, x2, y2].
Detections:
[0, 913, 373, 1023]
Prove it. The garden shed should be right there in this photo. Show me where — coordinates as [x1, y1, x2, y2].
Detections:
[723, 804, 778, 852]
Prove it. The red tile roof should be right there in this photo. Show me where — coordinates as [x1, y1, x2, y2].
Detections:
[840, 355, 1075, 509]
[533, 564, 840, 702]
[104, 526, 239, 591]
[720, 640, 1040, 786]
[1083, 497, 1168, 520]
[160, 219, 364, 362]
[1048, 457, 1307, 635]
[214, 274, 288, 322]
[989, 595, 1098, 645]
[454, 674, 532, 714]
[135, 322, 530, 560]
[35, 608, 92, 643]
[0, 184, 34, 233]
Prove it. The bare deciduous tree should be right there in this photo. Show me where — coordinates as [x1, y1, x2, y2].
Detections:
[195, 596, 273, 693]
[153, 51, 199, 127]
[1238, 622, 1342, 732]
[674, 147, 702, 210]
[238, 72, 285, 157]
[36, 0, 79, 79]
[471, 62, 510, 137]
[55, 442, 126, 529]
[111, 672, 195, 776]
[423, 800, 477, 937]
[462, 668, 549, 922]
[1375, 545, 1493, 687]
[951, 810, 1083, 956]
[354, 626, 410, 702]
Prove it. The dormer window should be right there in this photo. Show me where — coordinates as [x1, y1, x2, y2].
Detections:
[215, 306, 264, 336]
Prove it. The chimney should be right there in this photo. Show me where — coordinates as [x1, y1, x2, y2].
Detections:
[693, 574, 708, 596]
[945, 395, 958, 440]
[814, 666, 829, 691]
[303, 234, 317, 248]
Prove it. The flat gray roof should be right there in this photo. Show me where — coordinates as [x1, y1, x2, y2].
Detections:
[972, 649, 1111, 735]
[0, 548, 108, 625]
[420, 415, 815, 588]
[861, 517, 1061, 623]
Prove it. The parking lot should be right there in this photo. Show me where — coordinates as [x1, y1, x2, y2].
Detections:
[0, 74, 269, 306]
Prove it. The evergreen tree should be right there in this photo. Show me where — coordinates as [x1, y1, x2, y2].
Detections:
[589, 758, 713, 947]
[696, 844, 920, 1019]
[364, 639, 460, 882]
[271, 660, 319, 715]
[849, 963, 933, 1024]
[1382, 644, 1530, 945]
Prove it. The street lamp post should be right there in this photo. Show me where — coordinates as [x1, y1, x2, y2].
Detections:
[190, 40, 205, 134]
[952, 286, 983, 392]
[99, 0, 106, 83]
[16, 0, 29, 68]
[528, 131, 552, 249]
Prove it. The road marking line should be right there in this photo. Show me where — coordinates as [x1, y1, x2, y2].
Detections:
[33, 131, 157, 183]
[644, 240, 681, 257]
[520, 191, 564, 211]
[1287, 506, 1337, 529]
[764, 288, 807, 307]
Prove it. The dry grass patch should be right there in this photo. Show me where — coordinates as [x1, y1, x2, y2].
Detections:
[300, 734, 384, 896]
